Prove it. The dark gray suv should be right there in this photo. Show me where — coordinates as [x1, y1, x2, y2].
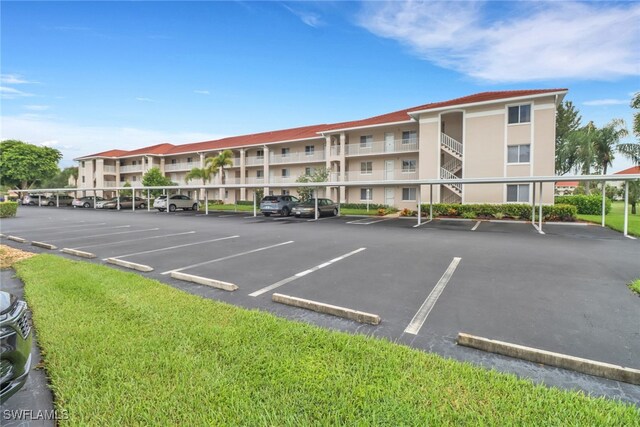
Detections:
[0, 291, 32, 403]
[260, 195, 299, 217]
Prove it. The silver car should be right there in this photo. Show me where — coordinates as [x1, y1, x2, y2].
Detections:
[292, 198, 339, 218]
[260, 195, 299, 217]
[72, 196, 105, 208]
[153, 195, 199, 212]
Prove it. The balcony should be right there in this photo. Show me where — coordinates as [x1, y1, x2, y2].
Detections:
[165, 162, 197, 172]
[330, 145, 340, 157]
[269, 175, 298, 184]
[119, 164, 142, 173]
[344, 139, 418, 157]
[103, 165, 116, 174]
[246, 177, 265, 185]
[232, 158, 241, 167]
[270, 151, 325, 165]
[245, 156, 264, 166]
[330, 170, 418, 182]
[104, 181, 117, 188]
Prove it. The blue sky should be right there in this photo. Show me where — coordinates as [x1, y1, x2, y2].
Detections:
[1, 1, 638, 172]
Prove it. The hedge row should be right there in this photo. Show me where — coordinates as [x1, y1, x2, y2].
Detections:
[0, 201, 18, 218]
[339, 203, 393, 210]
[419, 203, 577, 221]
[555, 195, 611, 215]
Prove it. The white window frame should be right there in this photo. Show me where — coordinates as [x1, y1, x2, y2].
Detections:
[506, 184, 530, 203]
[402, 130, 417, 144]
[305, 145, 315, 156]
[360, 188, 373, 201]
[360, 161, 373, 175]
[402, 188, 416, 201]
[256, 170, 264, 178]
[360, 135, 373, 148]
[281, 147, 290, 157]
[281, 168, 290, 178]
[507, 144, 531, 164]
[402, 159, 416, 173]
[507, 104, 531, 125]
[256, 149, 264, 160]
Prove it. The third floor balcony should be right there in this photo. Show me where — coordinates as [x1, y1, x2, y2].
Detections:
[344, 139, 418, 157]
[270, 151, 325, 165]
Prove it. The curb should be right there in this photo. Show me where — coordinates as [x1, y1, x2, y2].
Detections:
[61, 248, 96, 259]
[272, 293, 381, 325]
[31, 241, 58, 250]
[170, 271, 238, 291]
[7, 236, 27, 243]
[106, 258, 153, 272]
[457, 332, 640, 385]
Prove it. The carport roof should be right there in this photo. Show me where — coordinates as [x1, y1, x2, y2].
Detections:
[76, 89, 568, 160]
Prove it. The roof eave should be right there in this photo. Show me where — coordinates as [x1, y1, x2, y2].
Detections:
[318, 119, 416, 136]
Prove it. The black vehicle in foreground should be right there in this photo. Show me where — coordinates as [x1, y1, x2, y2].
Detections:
[0, 291, 32, 403]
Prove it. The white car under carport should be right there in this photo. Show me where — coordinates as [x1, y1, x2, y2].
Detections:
[153, 195, 199, 212]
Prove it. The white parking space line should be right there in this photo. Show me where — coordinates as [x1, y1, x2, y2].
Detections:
[3, 222, 108, 234]
[72, 231, 196, 250]
[532, 223, 546, 235]
[412, 219, 433, 228]
[105, 235, 239, 260]
[306, 216, 339, 222]
[51, 228, 160, 243]
[217, 214, 238, 218]
[346, 218, 392, 225]
[471, 221, 481, 231]
[404, 257, 461, 335]
[249, 247, 366, 297]
[161, 241, 294, 275]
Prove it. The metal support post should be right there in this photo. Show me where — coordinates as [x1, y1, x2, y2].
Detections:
[531, 182, 536, 223]
[429, 184, 433, 221]
[314, 189, 318, 220]
[147, 189, 151, 212]
[624, 181, 629, 237]
[601, 181, 606, 227]
[132, 190, 135, 212]
[253, 190, 256, 217]
[205, 190, 209, 215]
[56, 194, 59, 208]
[366, 188, 370, 212]
[337, 186, 341, 216]
[538, 182, 543, 232]
[93, 191, 97, 209]
[116, 190, 120, 210]
[417, 186, 421, 226]
[38, 194, 42, 207]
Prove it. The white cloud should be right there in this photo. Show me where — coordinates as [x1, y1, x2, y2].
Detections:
[135, 97, 156, 102]
[358, 1, 640, 82]
[0, 86, 34, 99]
[194, 90, 210, 95]
[1, 74, 35, 85]
[283, 4, 324, 28]
[583, 99, 629, 106]
[24, 105, 50, 111]
[0, 114, 224, 166]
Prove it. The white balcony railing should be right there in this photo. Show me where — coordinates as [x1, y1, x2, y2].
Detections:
[232, 158, 241, 167]
[269, 175, 298, 184]
[330, 145, 340, 157]
[104, 181, 117, 187]
[270, 151, 325, 165]
[246, 177, 265, 185]
[165, 162, 197, 172]
[245, 156, 264, 166]
[329, 170, 418, 182]
[119, 164, 143, 173]
[103, 165, 116, 174]
[344, 139, 418, 157]
[440, 167, 462, 193]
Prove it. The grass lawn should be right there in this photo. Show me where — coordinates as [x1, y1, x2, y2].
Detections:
[577, 202, 640, 237]
[200, 203, 255, 212]
[630, 279, 640, 296]
[339, 207, 381, 216]
[16, 255, 639, 425]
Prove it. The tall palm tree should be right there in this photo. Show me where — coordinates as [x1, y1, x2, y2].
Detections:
[593, 118, 628, 176]
[184, 167, 211, 184]
[205, 149, 234, 184]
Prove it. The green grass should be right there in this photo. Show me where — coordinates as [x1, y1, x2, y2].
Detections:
[630, 279, 640, 296]
[339, 207, 381, 216]
[577, 202, 640, 237]
[200, 203, 255, 212]
[16, 255, 639, 426]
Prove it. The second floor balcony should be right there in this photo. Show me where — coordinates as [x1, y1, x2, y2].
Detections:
[120, 164, 143, 173]
[103, 165, 116, 174]
[330, 170, 418, 182]
[344, 139, 418, 157]
[165, 162, 197, 172]
[270, 151, 325, 165]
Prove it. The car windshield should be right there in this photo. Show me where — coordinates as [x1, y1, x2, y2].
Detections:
[262, 196, 280, 202]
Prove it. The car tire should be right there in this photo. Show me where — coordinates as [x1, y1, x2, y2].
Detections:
[83, 202, 91, 208]
[139, 203, 146, 209]
[281, 207, 290, 217]
[158, 208, 165, 212]
[169, 204, 177, 212]
[263, 213, 271, 217]
[192, 203, 198, 211]
[333, 208, 338, 216]
[48, 201, 54, 206]
[317, 209, 322, 218]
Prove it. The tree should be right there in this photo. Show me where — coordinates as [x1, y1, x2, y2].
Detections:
[0, 140, 62, 189]
[205, 150, 234, 184]
[295, 168, 330, 202]
[142, 167, 175, 196]
[555, 101, 582, 175]
[39, 166, 78, 189]
[593, 119, 628, 175]
[185, 167, 211, 184]
[120, 181, 132, 196]
[616, 92, 640, 165]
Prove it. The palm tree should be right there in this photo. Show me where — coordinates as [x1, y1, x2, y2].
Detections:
[184, 167, 211, 184]
[205, 149, 234, 184]
[593, 119, 628, 176]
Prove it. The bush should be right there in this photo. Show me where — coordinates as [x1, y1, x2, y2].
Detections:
[400, 208, 414, 217]
[0, 201, 18, 218]
[555, 195, 611, 215]
[420, 203, 577, 221]
[236, 201, 254, 206]
[461, 211, 477, 219]
[340, 203, 391, 210]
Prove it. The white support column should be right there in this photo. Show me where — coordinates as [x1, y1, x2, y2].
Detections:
[429, 184, 433, 221]
[601, 182, 606, 227]
[205, 190, 209, 215]
[253, 190, 257, 217]
[147, 189, 150, 212]
[538, 182, 543, 232]
[624, 181, 629, 237]
[240, 149, 246, 201]
[93, 191, 97, 209]
[116, 190, 120, 210]
[531, 182, 536, 223]
[38, 194, 41, 207]
[417, 186, 421, 226]
[56, 194, 59, 208]
[337, 185, 341, 216]
[314, 189, 318, 220]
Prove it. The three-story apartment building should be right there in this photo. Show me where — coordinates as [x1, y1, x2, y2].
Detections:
[75, 89, 566, 209]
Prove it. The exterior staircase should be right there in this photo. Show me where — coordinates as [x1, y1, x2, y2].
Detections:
[440, 133, 463, 203]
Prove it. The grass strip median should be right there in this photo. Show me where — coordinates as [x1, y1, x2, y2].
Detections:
[15, 255, 639, 425]
[577, 202, 640, 237]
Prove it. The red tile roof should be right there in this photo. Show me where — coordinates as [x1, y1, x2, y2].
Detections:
[614, 166, 640, 175]
[77, 89, 568, 159]
[555, 181, 579, 187]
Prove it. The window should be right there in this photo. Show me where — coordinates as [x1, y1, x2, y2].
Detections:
[171, 159, 177, 164]
[360, 135, 373, 148]
[82, 161, 85, 167]
[506, 184, 529, 202]
[187, 157, 192, 163]
[281, 169, 290, 177]
[132, 176, 136, 182]
[508, 104, 531, 124]
[402, 160, 416, 173]
[305, 145, 315, 155]
[120, 176, 125, 182]
[360, 188, 373, 200]
[256, 149, 264, 159]
[120, 160, 125, 166]
[402, 188, 417, 201]
[132, 160, 137, 166]
[82, 176, 85, 183]
[402, 131, 417, 144]
[282, 190, 290, 195]
[305, 167, 315, 176]
[257, 170, 264, 178]
[145, 158, 149, 164]
[281, 148, 290, 157]
[507, 145, 531, 163]
[361, 161, 373, 174]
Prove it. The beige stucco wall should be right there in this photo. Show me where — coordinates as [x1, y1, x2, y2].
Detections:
[464, 113, 504, 203]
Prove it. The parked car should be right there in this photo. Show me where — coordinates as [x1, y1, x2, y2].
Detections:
[97, 196, 147, 209]
[21, 194, 41, 206]
[260, 195, 299, 217]
[72, 196, 105, 208]
[153, 195, 198, 212]
[0, 291, 32, 404]
[40, 195, 74, 206]
[292, 198, 339, 218]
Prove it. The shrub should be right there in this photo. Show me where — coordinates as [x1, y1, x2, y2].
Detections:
[420, 203, 576, 222]
[400, 208, 413, 217]
[236, 200, 254, 206]
[377, 208, 386, 216]
[493, 212, 505, 220]
[555, 195, 611, 215]
[461, 211, 477, 219]
[340, 203, 391, 210]
[0, 201, 18, 218]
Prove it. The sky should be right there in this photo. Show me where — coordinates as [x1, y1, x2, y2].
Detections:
[1, 0, 639, 172]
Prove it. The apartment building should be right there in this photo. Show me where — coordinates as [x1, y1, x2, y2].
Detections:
[75, 89, 566, 209]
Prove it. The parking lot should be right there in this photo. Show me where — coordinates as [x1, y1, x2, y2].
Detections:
[2, 205, 639, 403]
